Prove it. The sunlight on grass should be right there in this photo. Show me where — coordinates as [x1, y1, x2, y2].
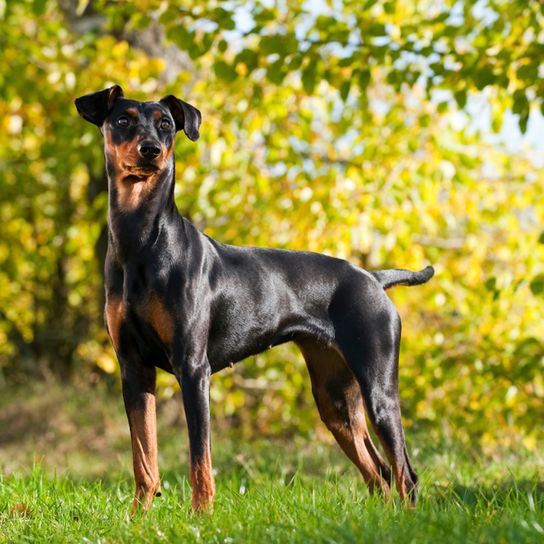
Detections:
[1, 448, 542, 543]
[1, 383, 542, 542]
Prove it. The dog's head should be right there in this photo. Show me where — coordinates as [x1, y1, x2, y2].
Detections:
[75, 85, 201, 182]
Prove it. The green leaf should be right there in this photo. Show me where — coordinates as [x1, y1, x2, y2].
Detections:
[289, 54, 303, 70]
[166, 26, 192, 49]
[340, 80, 351, 101]
[513, 89, 530, 133]
[437, 101, 449, 114]
[32, 0, 47, 15]
[357, 69, 371, 90]
[260, 33, 298, 57]
[383, 1, 395, 14]
[302, 62, 318, 94]
[159, 5, 178, 25]
[338, 55, 354, 68]
[519, 110, 529, 134]
[214, 60, 237, 81]
[516, 63, 538, 82]
[529, 274, 544, 297]
[454, 89, 467, 109]
[367, 23, 386, 36]
[211, 7, 235, 30]
[474, 66, 495, 90]
[267, 59, 286, 85]
[512, 89, 528, 114]
[315, 15, 336, 31]
[253, 6, 276, 25]
[484, 277, 496, 291]
[198, 33, 215, 57]
[235, 49, 259, 72]
[260, 35, 282, 56]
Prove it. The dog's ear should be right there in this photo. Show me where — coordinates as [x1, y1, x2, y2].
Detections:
[159, 95, 201, 141]
[75, 85, 124, 126]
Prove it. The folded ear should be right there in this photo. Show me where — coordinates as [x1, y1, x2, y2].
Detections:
[75, 85, 124, 126]
[159, 95, 202, 141]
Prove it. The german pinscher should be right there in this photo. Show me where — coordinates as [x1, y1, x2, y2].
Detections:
[75, 85, 434, 514]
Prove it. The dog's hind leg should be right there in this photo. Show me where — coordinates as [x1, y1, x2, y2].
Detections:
[296, 338, 391, 496]
[332, 294, 419, 506]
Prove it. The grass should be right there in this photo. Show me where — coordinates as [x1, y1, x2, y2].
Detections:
[0, 382, 543, 543]
[1, 453, 543, 543]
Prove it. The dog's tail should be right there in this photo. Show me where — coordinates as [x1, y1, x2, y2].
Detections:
[371, 265, 434, 290]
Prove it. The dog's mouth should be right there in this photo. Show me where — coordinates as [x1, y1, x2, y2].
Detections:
[122, 163, 161, 182]
[129, 163, 160, 172]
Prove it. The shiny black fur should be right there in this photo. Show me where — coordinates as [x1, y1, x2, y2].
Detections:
[75, 85, 434, 509]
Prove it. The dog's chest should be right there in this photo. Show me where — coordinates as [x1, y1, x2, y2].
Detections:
[129, 292, 174, 345]
[105, 283, 175, 358]
[105, 264, 174, 352]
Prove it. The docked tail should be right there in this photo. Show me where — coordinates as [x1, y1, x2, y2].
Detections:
[371, 265, 434, 290]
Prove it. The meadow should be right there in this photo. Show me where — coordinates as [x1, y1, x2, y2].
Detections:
[1, 383, 542, 543]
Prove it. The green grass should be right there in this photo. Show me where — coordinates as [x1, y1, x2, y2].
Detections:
[1, 444, 543, 543]
[1, 383, 542, 542]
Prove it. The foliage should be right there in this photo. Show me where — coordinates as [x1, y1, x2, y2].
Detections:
[0, 1, 542, 446]
[152, 0, 544, 133]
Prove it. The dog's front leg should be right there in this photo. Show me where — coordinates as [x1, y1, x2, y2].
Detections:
[176, 357, 215, 512]
[120, 361, 160, 516]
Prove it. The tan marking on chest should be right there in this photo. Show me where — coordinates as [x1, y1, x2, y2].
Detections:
[137, 292, 174, 345]
[105, 296, 125, 351]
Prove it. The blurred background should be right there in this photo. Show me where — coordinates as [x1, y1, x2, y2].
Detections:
[0, 0, 542, 473]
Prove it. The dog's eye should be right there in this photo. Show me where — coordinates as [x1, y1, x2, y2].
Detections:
[159, 118, 171, 130]
[116, 116, 130, 127]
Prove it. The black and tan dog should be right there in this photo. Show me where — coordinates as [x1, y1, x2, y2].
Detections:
[75, 85, 434, 514]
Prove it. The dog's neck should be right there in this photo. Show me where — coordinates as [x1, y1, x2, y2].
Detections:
[105, 155, 178, 259]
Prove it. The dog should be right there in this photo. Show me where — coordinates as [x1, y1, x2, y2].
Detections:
[75, 85, 434, 514]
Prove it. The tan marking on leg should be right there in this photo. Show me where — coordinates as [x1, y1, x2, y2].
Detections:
[190, 446, 216, 512]
[365, 425, 415, 505]
[386, 452, 408, 503]
[128, 393, 160, 516]
[297, 339, 391, 497]
[105, 296, 124, 351]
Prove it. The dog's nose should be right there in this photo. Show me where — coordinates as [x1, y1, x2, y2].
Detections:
[138, 141, 161, 159]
